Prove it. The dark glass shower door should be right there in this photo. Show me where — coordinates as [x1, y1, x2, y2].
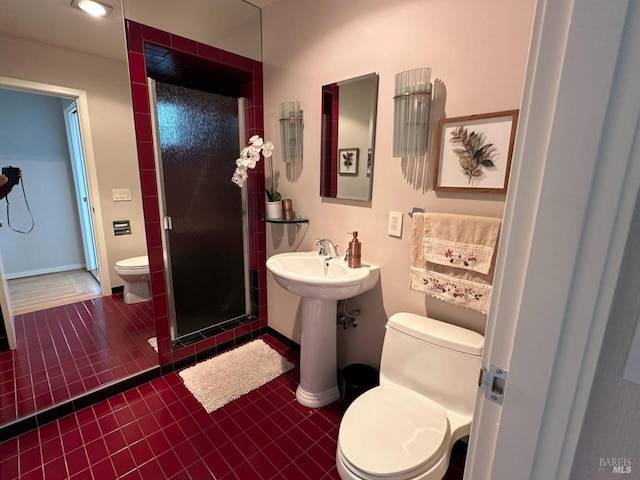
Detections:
[153, 81, 247, 338]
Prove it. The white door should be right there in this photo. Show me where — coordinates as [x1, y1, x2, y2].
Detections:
[465, 1, 640, 479]
[64, 102, 99, 274]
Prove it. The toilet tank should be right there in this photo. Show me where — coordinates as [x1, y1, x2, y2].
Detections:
[380, 313, 484, 418]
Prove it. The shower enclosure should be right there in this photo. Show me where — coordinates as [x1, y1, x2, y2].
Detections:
[150, 80, 249, 339]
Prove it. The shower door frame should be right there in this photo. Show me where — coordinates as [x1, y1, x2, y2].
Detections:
[148, 79, 251, 342]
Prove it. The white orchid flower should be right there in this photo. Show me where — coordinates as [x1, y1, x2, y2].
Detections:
[248, 145, 261, 158]
[237, 156, 257, 169]
[249, 135, 264, 147]
[262, 141, 274, 158]
[232, 136, 277, 192]
[231, 172, 244, 186]
[232, 167, 248, 183]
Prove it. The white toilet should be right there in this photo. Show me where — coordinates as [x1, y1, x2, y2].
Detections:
[114, 256, 151, 304]
[336, 313, 484, 480]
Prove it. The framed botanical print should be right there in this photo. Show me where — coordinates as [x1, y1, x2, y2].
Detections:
[338, 148, 359, 175]
[433, 110, 519, 193]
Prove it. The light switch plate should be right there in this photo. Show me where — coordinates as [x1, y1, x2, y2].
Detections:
[388, 211, 403, 237]
[112, 188, 132, 202]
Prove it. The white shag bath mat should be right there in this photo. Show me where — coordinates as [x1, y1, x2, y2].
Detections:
[179, 339, 294, 413]
[147, 337, 158, 352]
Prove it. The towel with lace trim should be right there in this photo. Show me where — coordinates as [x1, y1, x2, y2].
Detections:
[409, 212, 501, 314]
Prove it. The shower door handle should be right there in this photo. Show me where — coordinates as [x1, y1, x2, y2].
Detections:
[163, 216, 173, 230]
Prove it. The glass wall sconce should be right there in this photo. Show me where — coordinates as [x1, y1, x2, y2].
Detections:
[279, 101, 303, 163]
[392, 68, 432, 158]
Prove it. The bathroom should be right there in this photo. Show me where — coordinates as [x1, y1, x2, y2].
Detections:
[1, 0, 640, 479]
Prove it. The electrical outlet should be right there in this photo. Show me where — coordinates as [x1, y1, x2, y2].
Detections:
[388, 211, 403, 237]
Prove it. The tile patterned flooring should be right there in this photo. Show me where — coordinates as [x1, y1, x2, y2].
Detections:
[0, 295, 157, 426]
[0, 334, 467, 479]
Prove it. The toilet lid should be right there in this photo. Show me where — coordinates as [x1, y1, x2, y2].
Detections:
[115, 256, 149, 270]
[339, 385, 449, 479]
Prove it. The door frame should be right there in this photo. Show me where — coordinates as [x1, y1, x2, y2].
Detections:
[147, 79, 251, 341]
[466, 0, 640, 479]
[0, 75, 111, 294]
[147, 79, 177, 340]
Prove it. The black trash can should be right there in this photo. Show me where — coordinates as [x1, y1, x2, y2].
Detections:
[340, 363, 379, 409]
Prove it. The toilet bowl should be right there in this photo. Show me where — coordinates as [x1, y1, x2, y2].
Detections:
[336, 313, 484, 480]
[114, 256, 151, 304]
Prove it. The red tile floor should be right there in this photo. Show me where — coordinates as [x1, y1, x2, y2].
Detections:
[0, 295, 157, 425]
[0, 335, 467, 479]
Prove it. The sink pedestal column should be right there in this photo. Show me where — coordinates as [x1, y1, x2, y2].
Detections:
[296, 297, 340, 408]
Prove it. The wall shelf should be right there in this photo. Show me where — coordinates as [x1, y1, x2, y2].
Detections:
[262, 216, 309, 225]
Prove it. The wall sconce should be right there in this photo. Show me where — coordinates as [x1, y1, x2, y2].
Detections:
[279, 101, 303, 163]
[392, 68, 432, 158]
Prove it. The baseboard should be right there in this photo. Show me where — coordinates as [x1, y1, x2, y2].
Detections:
[4, 263, 86, 280]
[111, 285, 124, 294]
[265, 326, 300, 353]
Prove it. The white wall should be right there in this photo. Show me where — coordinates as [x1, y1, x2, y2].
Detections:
[262, 0, 535, 368]
[0, 33, 147, 288]
[0, 89, 85, 277]
[123, 0, 262, 61]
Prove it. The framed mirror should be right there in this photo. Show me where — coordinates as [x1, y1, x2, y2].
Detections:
[320, 73, 379, 202]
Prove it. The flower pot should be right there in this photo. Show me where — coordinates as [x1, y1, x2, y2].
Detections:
[265, 201, 283, 220]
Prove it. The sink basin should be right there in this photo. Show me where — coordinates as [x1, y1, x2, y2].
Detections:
[266, 251, 380, 300]
[267, 251, 380, 408]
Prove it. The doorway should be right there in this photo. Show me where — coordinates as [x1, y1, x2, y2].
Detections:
[0, 85, 104, 315]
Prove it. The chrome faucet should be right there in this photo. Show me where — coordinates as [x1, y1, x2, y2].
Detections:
[315, 238, 340, 258]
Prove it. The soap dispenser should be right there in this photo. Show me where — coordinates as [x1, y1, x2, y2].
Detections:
[348, 231, 362, 268]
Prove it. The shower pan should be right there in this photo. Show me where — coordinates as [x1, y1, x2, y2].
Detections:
[149, 80, 250, 340]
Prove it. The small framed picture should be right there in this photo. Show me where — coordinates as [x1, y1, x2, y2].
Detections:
[433, 110, 519, 193]
[338, 148, 359, 175]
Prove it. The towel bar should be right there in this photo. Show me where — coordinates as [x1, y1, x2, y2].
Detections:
[408, 208, 425, 217]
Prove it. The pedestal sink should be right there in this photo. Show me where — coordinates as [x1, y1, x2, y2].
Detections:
[266, 251, 380, 407]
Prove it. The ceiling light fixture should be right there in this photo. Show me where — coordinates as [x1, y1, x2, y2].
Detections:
[70, 0, 113, 17]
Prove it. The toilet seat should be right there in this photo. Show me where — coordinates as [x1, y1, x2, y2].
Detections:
[338, 384, 450, 479]
[115, 256, 149, 272]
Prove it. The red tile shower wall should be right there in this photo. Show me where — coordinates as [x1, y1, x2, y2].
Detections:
[125, 21, 266, 365]
[321, 85, 339, 197]
[330, 86, 339, 196]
